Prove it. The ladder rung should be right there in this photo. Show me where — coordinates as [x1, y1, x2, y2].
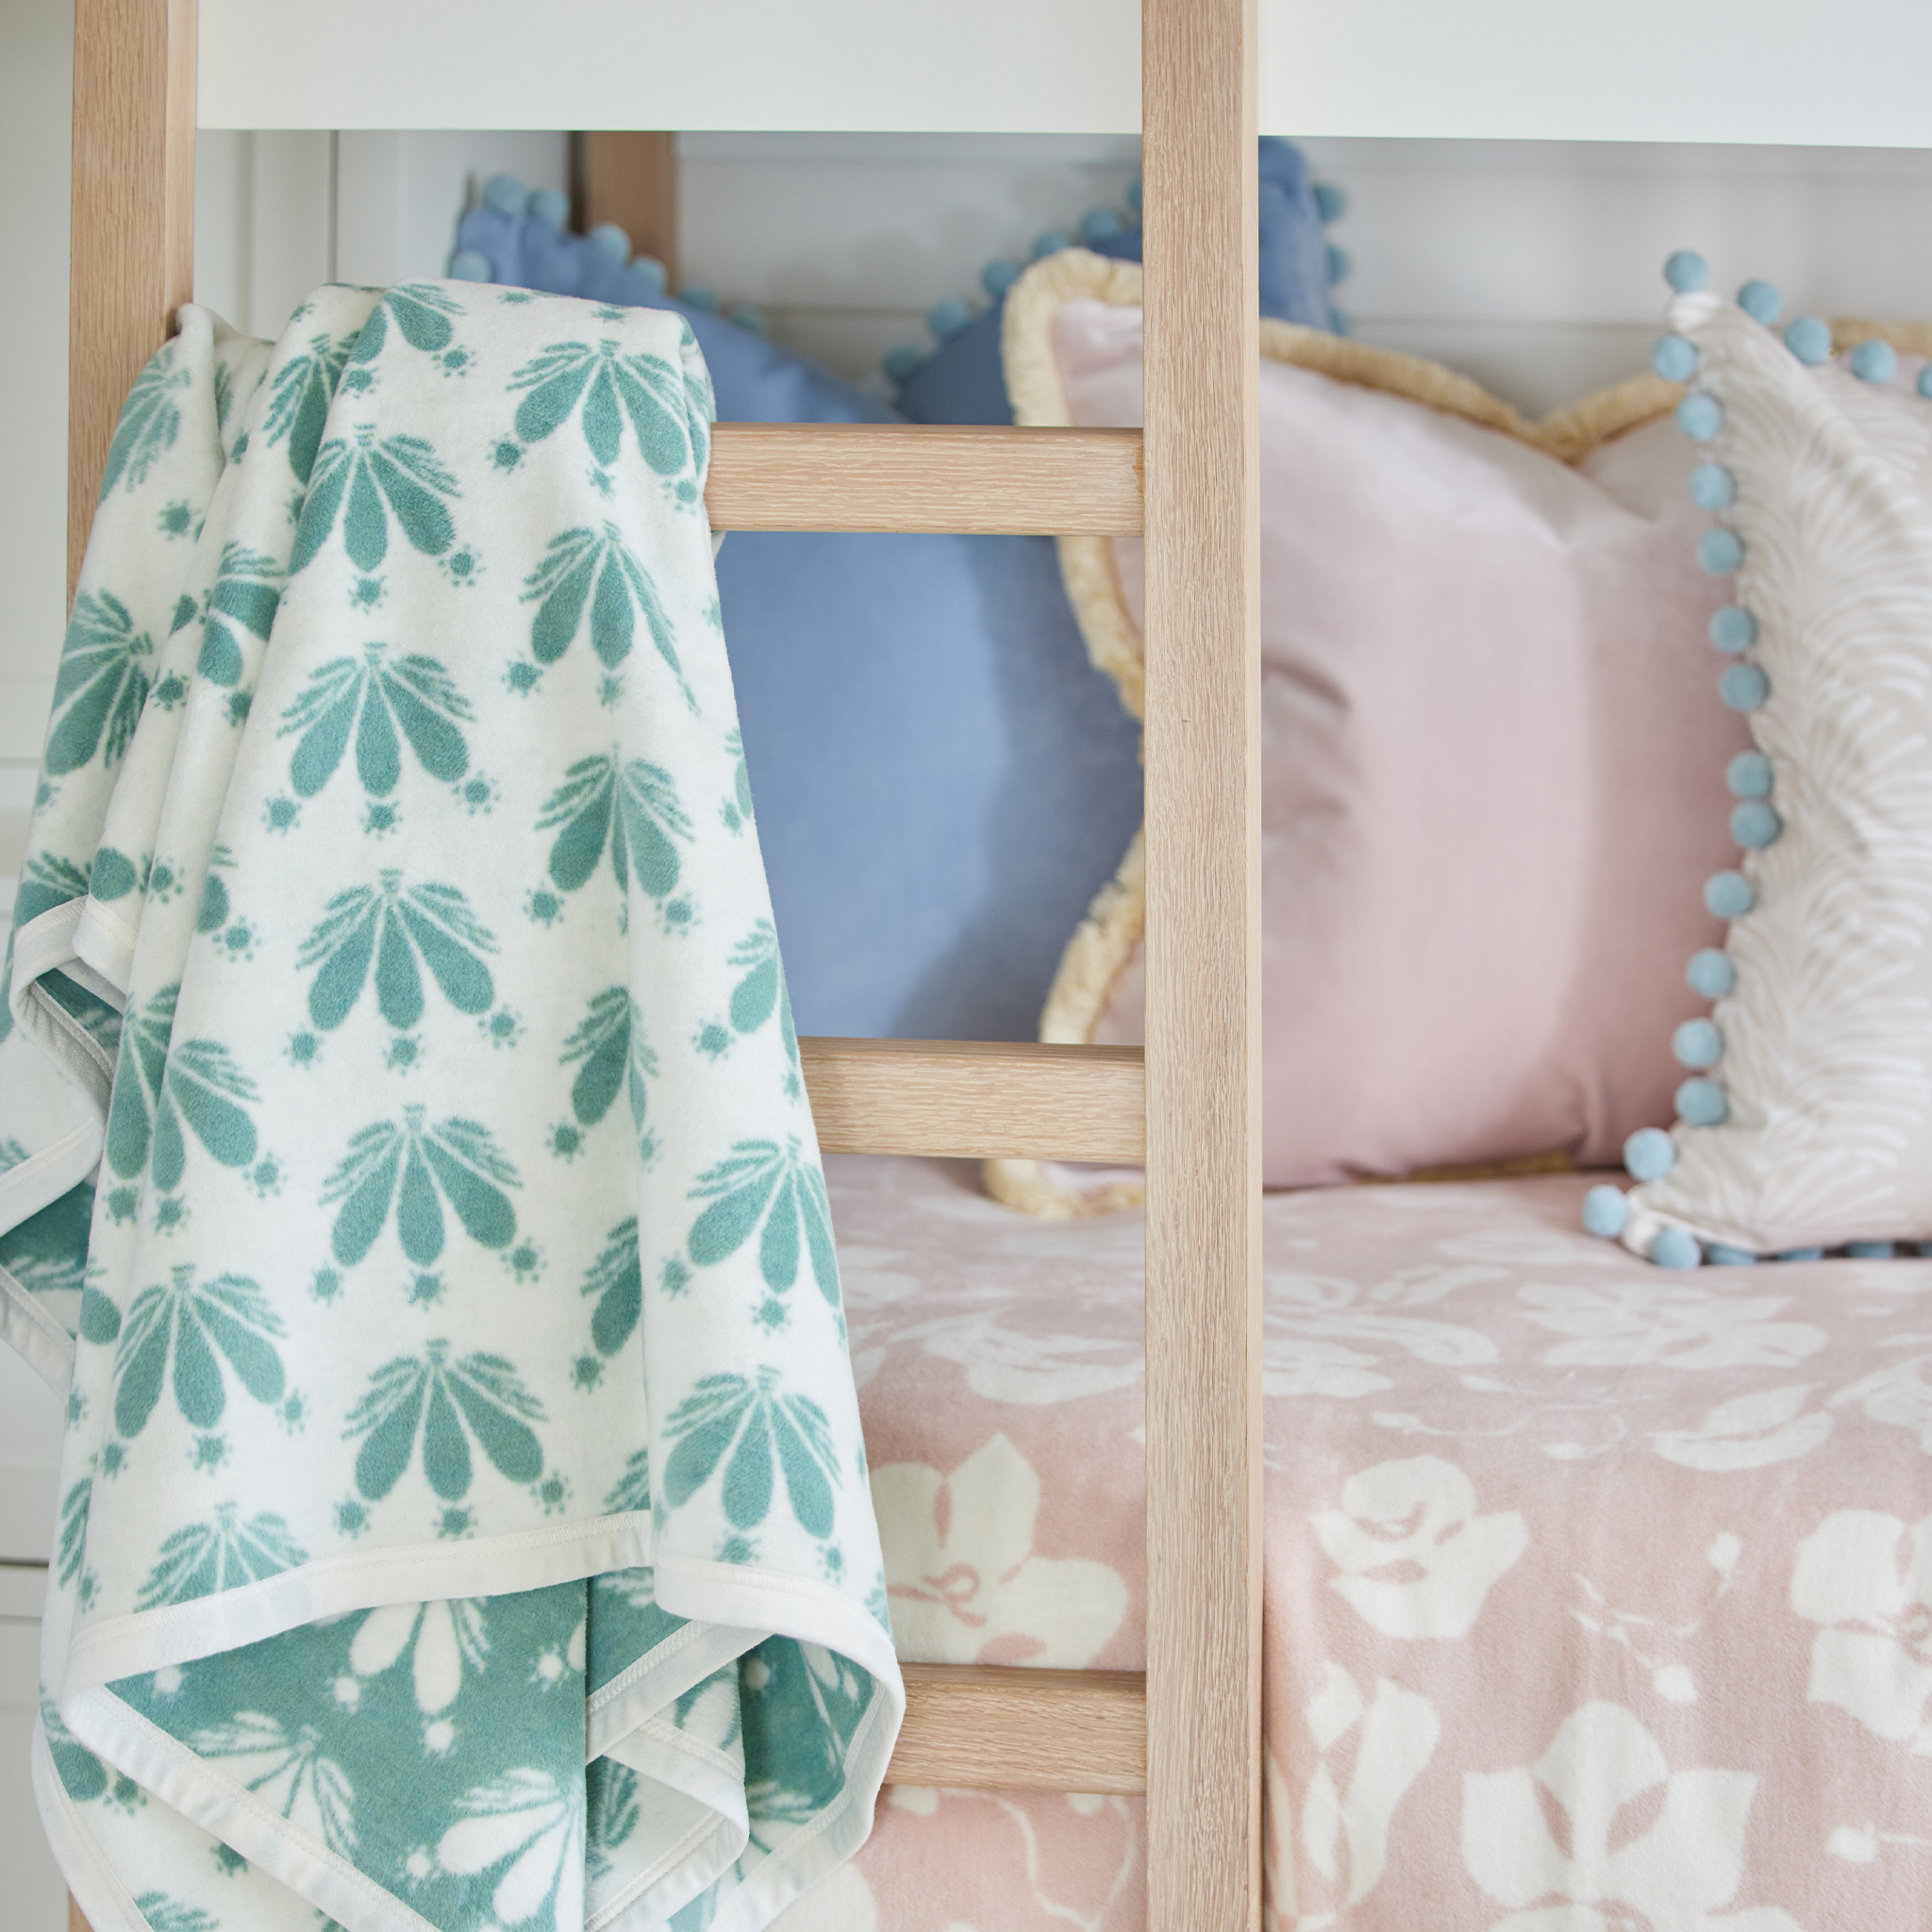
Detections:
[705, 424, 1143, 534]
[888, 1664, 1147, 1792]
[799, 1038, 1145, 1162]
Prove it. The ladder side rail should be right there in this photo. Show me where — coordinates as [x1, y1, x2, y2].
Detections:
[1141, 0, 1265, 1930]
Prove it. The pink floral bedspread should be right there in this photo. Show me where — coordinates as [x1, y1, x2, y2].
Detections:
[776, 1157, 1932, 1932]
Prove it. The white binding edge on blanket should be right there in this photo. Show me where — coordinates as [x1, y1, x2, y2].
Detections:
[32, 1720, 165, 1932]
[0, 1253, 78, 1387]
[51, 1533, 902, 1932]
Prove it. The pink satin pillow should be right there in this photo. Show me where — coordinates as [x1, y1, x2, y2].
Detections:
[990, 252, 1753, 1208]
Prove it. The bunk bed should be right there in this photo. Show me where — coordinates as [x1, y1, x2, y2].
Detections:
[42, 3, 1932, 1931]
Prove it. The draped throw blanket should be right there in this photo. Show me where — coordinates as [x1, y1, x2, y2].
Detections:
[0, 283, 902, 1932]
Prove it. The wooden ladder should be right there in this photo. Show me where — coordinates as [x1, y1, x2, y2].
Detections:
[66, 0, 1260, 1924]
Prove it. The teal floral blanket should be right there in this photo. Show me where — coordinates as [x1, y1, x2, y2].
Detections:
[0, 284, 901, 1932]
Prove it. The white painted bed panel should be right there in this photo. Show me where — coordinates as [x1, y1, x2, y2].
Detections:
[200, 0, 1932, 147]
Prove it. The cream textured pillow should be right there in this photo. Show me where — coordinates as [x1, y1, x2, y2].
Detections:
[989, 250, 1752, 1215]
[1593, 265, 1932, 1264]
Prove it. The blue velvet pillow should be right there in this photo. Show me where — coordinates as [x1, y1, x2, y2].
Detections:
[448, 189, 1144, 1041]
[893, 137, 1339, 426]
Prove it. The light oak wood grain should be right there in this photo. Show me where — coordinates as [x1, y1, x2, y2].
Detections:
[800, 1038, 1144, 1161]
[705, 424, 1143, 532]
[1141, 0, 1264, 1929]
[886, 1663, 1147, 1792]
[68, 0, 196, 605]
[576, 129, 679, 285]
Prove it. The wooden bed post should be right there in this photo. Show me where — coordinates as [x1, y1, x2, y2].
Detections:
[67, 0, 197, 606]
[1141, 0, 1263, 1927]
[575, 130, 679, 285]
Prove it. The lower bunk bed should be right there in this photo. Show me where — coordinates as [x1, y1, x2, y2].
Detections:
[816, 1154, 1932, 1932]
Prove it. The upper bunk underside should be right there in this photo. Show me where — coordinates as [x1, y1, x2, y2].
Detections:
[203, 0, 1932, 146]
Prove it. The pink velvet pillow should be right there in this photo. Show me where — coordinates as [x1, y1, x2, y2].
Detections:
[989, 252, 1753, 1209]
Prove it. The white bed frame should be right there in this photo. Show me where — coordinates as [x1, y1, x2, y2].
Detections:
[60, 3, 1932, 1930]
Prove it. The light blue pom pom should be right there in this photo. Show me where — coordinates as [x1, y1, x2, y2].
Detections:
[1031, 230, 1073, 260]
[1674, 1018, 1724, 1069]
[1652, 335, 1699, 382]
[1687, 948, 1736, 998]
[1326, 242, 1352, 285]
[1652, 1227, 1703, 1269]
[1582, 1184, 1629, 1238]
[881, 344, 926, 384]
[1780, 1247, 1825, 1262]
[1125, 177, 1143, 216]
[1698, 528, 1744, 575]
[1917, 1241, 1932, 1257]
[982, 258, 1022, 298]
[1676, 1076, 1730, 1125]
[1732, 799, 1783, 849]
[1738, 279, 1783, 325]
[1676, 393, 1724, 441]
[1727, 751, 1774, 798]
[728, 304, 768, 336]
[1851, 339, 1898, 384]
[483, 173, 526, 215]
[447, 249, 492, 283]
[526, 186, 569, 228]
[1721, 663, 1771, 711]
[1706, 871, 1756, 918]
[1785, 315, 1832, 364]
[1707, 1243, 1757, 1266]
[1625, 1126, 1677, 1181]
[629, 257, 668, 296]
[588, 222, 631, 261]
[1709, 606, 1758, 653]
[1919, 368, 1932, 402]
[1663, 249, 1709, 293]
[1079, 208, 1124, 245]
[1313, 180, 1347, 223]
[927, 296, 972, 340]
[1328, 306, 1352, 337]
[1690, 463, 1736, 509]
[1846, 1240, 1895, 1258]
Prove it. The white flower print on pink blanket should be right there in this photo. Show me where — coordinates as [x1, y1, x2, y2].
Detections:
[1314, 1456, 1527, 1640]
[1263, 1665, 1438, 1927]
[1791, 1509, 1932, 1753]
[871, 1433, 1129, 1666]
[1517, 1279, 1825, 1373]
[1462, 1702, 1802, 1932]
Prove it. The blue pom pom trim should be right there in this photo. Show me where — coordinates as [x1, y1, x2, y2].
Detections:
[1676, 1076, 1729, 1126]
[1737, 278, 1782, 325]
[1732, 799, 1783, 849]
[1687, 948, 1736, 998]
[1706, 871, 1756, 918]
[447, 249, 492, 283]
[1313, 180, 1347, 224]
[1652, 335, 1699, 382]
[1673, 1018, 1724, 1070]
[1652, 1227, 1703, 1269]
[526, 186, 569, 229]
[1030, 229, 1073, 261]
[927, 297, 972, 340]
[1919, 368, 1932, 402]
[1582, 1184, 1629, 1238]
[483, 173, 526, 215]
[881, 344, 926, 383]
[981, 258, 1021, 298]
[1690, 463, 1736, 510]
[1850, 339, 1898, 384]
[1846, 1241, 1895, 1259]
[1663, 249, 1709, 293]
[1779, 1248, 1826, 1263]
[1676, 393, 1724, 441]
[1707, 1243, 1757, 1266]
[1325, 242, 1352, 286]
[1709, 606, 1758, 654]
[1624, 1126, 1677, 1181]
[1785, 315, 1832, 364]
[588, 221, 631, 261]
[1726, 751, 1774, 799]
[1698, 528, 1744, 575]
[1720, 663, 1770, 711]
